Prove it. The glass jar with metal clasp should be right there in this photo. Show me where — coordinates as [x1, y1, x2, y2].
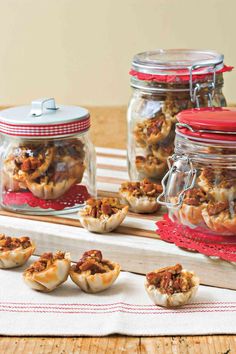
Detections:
[127, 49, 232, 182]
[157, 107, 236, 236]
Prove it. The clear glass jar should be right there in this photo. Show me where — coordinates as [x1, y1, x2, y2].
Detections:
[0, 98, 96, 214]
[127, 49, 232, 182]
[158, 107, 236, 236]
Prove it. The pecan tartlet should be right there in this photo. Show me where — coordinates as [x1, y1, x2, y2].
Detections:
[119, 178, 162, 213]
[78, 198, 128, 233]
[3, 145, 55, 191]
[23, 251, 70, 292]
[151, 144, 174, 162]
[135, 154, 167, 179]
[70, 250, 120, 293]
[177, 188, 208, 226]
[3, 140, 86, 199]
[145, 264, 199, 308]
[25, 141, 85, 200]
[134, 114, 172, 147]
[198, 168, 236, 202]
[0, 235, 35, 269]
[202, 200, 236, 234]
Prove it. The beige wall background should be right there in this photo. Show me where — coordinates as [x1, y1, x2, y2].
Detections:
[0, 0, 235, 106]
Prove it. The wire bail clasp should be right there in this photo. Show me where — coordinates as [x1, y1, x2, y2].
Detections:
[157, 154, 197, 208]
[189, 63, 218, 108]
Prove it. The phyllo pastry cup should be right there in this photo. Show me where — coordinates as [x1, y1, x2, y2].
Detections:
[79, 198, 128, 233]
[70, 250, 120, 293]
[23, 251, 70, 292]
[119, 178, 162, 213]
[145, 264, 199, 308]
[202, 200, 236, 234]
[135, 155, 167, 179]
[198, 168, 236, 202]
[0, 235, 35, 269]
[177, 188, 208, 226]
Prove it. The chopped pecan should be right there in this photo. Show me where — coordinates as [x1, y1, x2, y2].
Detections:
[84, 198, 125, 218]
[0, 235, 32, 252]
[147, 118, 164, 136]
[120, 178, 162, 199]
[207, 201, 229, 216]
[74, 250, 113, 274]
[27, 251, 64, 273]
[146, 264, 192, 295]
[81, 250, 102, 262]
[184, 188, 207, 206]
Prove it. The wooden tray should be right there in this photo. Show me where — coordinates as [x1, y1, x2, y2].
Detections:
[0, 147, 235, 290]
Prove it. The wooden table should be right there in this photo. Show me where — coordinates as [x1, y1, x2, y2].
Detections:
[1, 107, 235, 354]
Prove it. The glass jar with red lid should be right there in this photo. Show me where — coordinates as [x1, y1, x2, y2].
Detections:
[157, 107, 236, 236]
[0, 98, 96, 214]
[127, 49, 232, 182]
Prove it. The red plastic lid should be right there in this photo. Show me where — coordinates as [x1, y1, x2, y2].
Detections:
[176, 107, 236, 142]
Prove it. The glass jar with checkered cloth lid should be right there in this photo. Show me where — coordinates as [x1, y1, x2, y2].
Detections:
[0, 98, 96, 214]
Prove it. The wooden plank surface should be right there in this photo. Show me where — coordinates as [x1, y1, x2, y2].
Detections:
[0, 335, 235, 353]
[0, 106, 235, 353]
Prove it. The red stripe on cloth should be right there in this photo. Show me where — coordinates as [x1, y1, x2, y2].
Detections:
[1, 301, 236, 306]
[0, 308, 236, 315]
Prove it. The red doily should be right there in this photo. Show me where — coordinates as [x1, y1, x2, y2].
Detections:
[156, 214, 236, 262]
[3, 185, 90, 211]
[130, 65, 233, 83]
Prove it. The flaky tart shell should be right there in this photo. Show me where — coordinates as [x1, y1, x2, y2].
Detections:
[23, 253, 71, 292]
[119, 191, 160, 214]
[147, 119, 172, 145]
[4, 146, 55, 182]
[0, 241, 35, 269]
[151, 146, 174, 162]
[198, 172, 236, 202]
[136, 160, 167, 179]
[178, 203, 207, 226]
[202, 208, 236, 234]
[79, 205, 128, 233]
[25, 146, 55, 181]
[145, 270, 199, 308]
[70, 261, 120, 293]
[26, 177, 77, 200]
[25, 160, 85, 199]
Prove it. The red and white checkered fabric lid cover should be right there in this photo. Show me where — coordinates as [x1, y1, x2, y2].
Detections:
[0, 98, 90, 138]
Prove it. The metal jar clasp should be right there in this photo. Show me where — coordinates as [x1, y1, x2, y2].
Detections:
[189, 63, 219, 107]
[157, 154, 197, 208]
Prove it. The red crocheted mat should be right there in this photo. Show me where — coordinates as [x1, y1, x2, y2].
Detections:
[156, 214, 236, 262]
[3, 185, 90, 211]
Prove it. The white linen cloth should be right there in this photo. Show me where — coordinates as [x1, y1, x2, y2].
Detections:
[0, 257, 236, 336]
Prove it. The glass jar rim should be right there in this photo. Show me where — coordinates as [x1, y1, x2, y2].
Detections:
[131, 49, 224, 75]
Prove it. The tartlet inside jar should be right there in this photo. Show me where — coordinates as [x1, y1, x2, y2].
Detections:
[3, 139, 86, 201]
[79, 197, 128, 233]
[70, 250, 120, 293]
[119, 178, 162, 213]
[130, 93, 195, 182]
[145, 264, 199, 308]
[174, 188, 208, 227]
[202, 200, 236, 234]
